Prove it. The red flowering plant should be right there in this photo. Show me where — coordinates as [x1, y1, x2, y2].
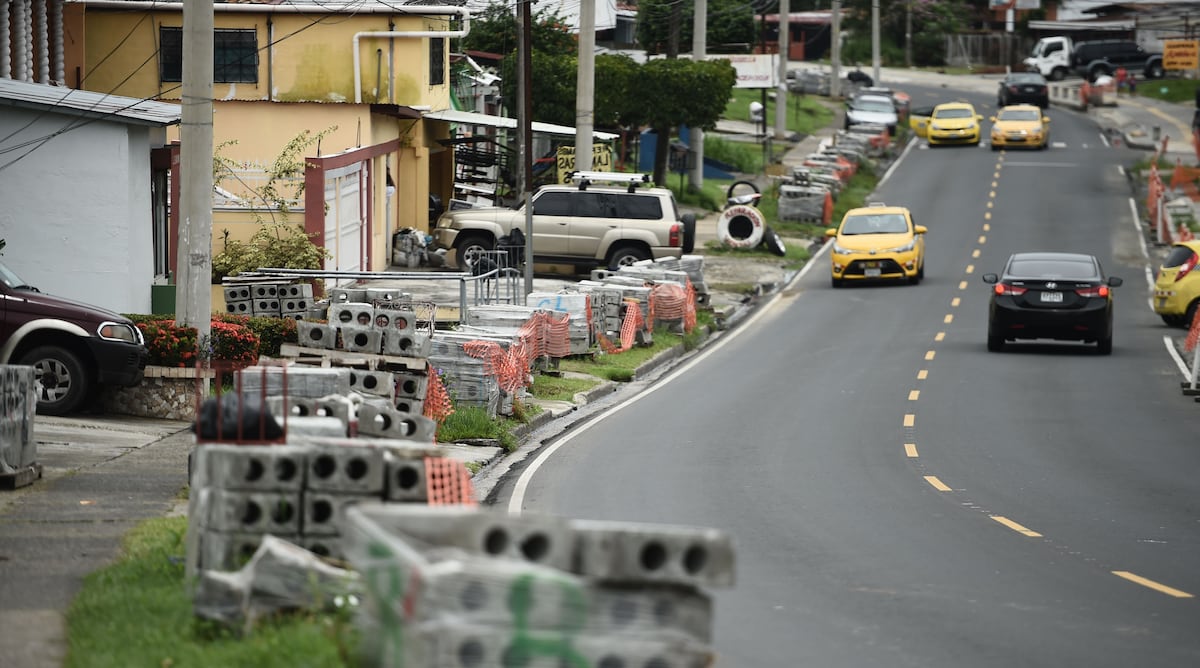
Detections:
[201, 320, 261, 369]
[136, 320, 199, 367]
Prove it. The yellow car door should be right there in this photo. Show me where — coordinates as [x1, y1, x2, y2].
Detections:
[909, 106, 934, 138]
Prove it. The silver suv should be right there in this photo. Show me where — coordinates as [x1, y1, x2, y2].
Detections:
[431, 172, 695, 272]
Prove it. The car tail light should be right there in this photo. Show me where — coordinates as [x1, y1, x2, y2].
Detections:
[669, 223, 681, 247]
[1075, 285, 1109, 298]
[994, 283, 1026, 296]
[1175, 252, 1198, 282]
[1008, 85, 1020, 93]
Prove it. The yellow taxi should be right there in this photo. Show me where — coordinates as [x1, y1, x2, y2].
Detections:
[923, 102, 983, 146]
[825, 203, 927, 287]
[1152, 240, 1200, 327]
[989, 104, 1050, 150]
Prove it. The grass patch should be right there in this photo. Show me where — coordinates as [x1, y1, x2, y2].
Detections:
[557, 328, 686, 381]
[66, 517, 355, 668]
[529, 372, 602, 402]
[437, 405, 519, 451]
[724, 89, 836, 136]
[1133, 78, 1199, 105]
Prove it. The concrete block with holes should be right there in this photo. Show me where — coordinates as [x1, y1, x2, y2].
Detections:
[569, 519, 735, 588]
[365, 287, 405, 304]
[327, 304, 374, 329]
[284, 416, 348, 438]
[372, 307, 416, 331]
[392, 396, 424, 416]
[355, 403, 436, 443]
[279, 296, 310, 314]
[223, 285, 253, 303]
[382, 330, 431, 357]
[302, 491, 368, 536]
[236, 366, 351, 399]
[191, 443, 307, 492]
[224, 300, 253, 316]
[340, 326, 383, 354]
[251, 298, 281, 316]
[305, 443, 386, 494]
[383, 452, 427, 502]
[192, 487, 302, 534]
[278, 283, 314, 300]
[328, 287, 367, 304]
[250, 284, 282, 300]
[296, 321, 336, 349]
[0, 365, 37, 473]
[392, 371, 428, 399]
[347, 369, 394, 398]
[192, 529, 290, 573]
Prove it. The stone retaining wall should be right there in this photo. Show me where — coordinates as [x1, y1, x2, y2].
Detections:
[103, 366, 214, 421]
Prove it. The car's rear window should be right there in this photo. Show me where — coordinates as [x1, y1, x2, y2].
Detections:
[1007, 259, 1098, 279]
[1163, 245, 1196, 268]
[533, 192, 574, 216]
[615, 194, 664, 220]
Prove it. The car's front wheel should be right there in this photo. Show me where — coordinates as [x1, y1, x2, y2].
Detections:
[21, 345, 90, 415]
[454, 233, 494, 270]
[608, 245, 650, 270]
[987, 333, 1004, 352]
[1097, 335, 1113, 355]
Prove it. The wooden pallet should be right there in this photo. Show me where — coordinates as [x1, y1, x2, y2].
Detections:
[277, 343, 427, 373]
[0, 462, 43, 491]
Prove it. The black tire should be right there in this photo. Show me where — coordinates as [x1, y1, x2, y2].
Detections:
[831, 276, 842, 288]
[1146, 62, 1164, 80]
[991, 143, 999, 151]
[608, 245, 650, 271]
[726, 180, 760, 202]
[1161, 314, 1177, 327]
[681, 213, 697, 254]
[1097, 335, 1113, 355]
[22, 345, 90, 416]
[454, 233, 494, 270]
[1049, 68, 1066, 82]
[987, 332, 1004, 352]
[761, 226, 786, 257]
[917, 261, 925, 281]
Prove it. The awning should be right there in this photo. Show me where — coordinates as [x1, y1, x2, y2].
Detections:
[423, 108, 618, 141]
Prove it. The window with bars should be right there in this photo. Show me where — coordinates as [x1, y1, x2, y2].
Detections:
[159, 27, 259, 84]
[429, 38, 445, 86]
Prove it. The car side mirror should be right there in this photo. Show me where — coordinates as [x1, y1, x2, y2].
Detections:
[1107, 276, 1123, 287]
[1042, 116, 1051, 124]
[982, 273, 999, 284]
[989, 116, 997, 122]
[914, 225, 928, 235]
[825, 228, 837, 237]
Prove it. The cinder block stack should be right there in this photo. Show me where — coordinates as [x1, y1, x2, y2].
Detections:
[186, 438, 448, 580]
[223, 285, 253, 316]
[428, 332, 508, 418]
[524, 292, 594, 353]
[250, 283, 282, 317]
[0, 365, 38, 488]
[342, 503, 734, 668]
[279, 283, 314, 320]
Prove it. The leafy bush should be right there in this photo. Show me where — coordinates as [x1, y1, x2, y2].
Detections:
[136, 320, 199, 367]
[135, 318, 261, 368]
[214, 313, 297, 357]
[204, 321, 260, 369]
[211, 223, 330, 283]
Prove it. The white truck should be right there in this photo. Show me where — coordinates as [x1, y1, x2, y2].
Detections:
[1023, 36, 1075, 81]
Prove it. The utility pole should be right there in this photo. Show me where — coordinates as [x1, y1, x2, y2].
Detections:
[871, 0, 880, 84]
[690, 0, 707, 189]
[830, 0, 841, 98]
[774, 0, 790, 140]
[575, 0, 596, 173]
[905, 1, 913, 68]
[177, 0, 213, 341]
[517, 0, 533, 294]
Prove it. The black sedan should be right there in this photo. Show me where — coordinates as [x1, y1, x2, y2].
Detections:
[997, 72, 1049, 108]
[983, 252, 1122, 354]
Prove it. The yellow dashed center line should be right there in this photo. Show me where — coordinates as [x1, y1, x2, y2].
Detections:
[984, 213, 991, 221]
[990, 516, 1043, 537]
[904, 414, 915, 427]
[966, 265, 975, 274]
[994, 171, 1000, 178]
[943, 314, 954, 324]
[1112, 571, 1195, 598]
[924, 475, 951, 492]
[983, 222, 990, 231]
[905, 443, 919, 458]
[935, 331, 945, 341]
[925, 350, 936, 361]
[978, 236, 987, 244]
[917, 369, 928, 380]
[972, 249, 981, 258]
[958, 281, 968, 290]
[950, 298, 960, 308]
[908, 390, 920, 401]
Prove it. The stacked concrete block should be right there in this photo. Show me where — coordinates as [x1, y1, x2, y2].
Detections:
[340, 326, 383, 354]
[525, 292, 594, 354]
[296, 321, 337, 349]
[348, 369, 395, 399]
[341, 503, 730, 668]
[0, 366, 38, 486]
[356, 404, 436, 443]
[223, 285, 253, 316]
[569, 519, 736, 588]
[383, 452, 427, 502]
[328, 304, 374, 329]
[279, 283, 313, 319]
[329, 287, 368, 304]
[236, 365, 352, 399]
[382, 330, 431, 358]
[392, 371, 428, 402]
[249, 283, 283, 317]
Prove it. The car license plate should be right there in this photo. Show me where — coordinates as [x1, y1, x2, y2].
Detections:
[865, 268, 882, 277]
[1040, 291, 1063, 303]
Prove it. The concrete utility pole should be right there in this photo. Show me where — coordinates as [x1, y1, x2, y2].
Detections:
[690, 0, 707, 189]
[871, 0, 881, 84]
[574, 0, 596, 173]
[830, 0, 841, 98]
[774, 0, 790, 140]
[905, 1, 913, 68]
[177, 0, 213, 341]
[517, 0, 533, 294]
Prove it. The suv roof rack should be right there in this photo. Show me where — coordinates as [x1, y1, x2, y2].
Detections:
[566, 171, 651, 193]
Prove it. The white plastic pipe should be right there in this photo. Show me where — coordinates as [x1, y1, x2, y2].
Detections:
[353, 8, 471, 104]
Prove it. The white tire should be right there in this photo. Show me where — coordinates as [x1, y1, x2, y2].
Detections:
[716, 204, 766, 249]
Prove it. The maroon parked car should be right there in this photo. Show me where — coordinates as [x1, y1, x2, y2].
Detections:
[0, 260, 147, 415]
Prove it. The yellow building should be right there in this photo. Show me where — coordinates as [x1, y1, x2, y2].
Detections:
[69, 0, 464, 277]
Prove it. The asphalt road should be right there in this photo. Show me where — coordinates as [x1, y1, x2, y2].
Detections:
[499, 84, 1200, 666]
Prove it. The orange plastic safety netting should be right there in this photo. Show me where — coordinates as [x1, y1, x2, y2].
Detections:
[598, 298, 646, 354]
[462, 339, 529, 395]
[648, 281, 696, 334]
[422, 362, 455, 425]
[425, 455, 477, 505]
[516, 310, 573, 359]
[1186, 309, 1200, 354]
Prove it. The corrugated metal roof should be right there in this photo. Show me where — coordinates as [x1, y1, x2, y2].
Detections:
[0, 78, 181, 127]
[423, 108, 618, 140]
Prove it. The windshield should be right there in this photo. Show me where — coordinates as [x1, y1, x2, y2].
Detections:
[0, 260, 27, 289]
[853, 99, 894, 113]
[934, 107, 973, 119]
[841, 213, 909, 235]
[998, 109, 1042, 122]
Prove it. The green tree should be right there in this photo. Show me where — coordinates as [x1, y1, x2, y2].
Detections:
[461, 2, 577, 57]
[633, 58, 737, 185]
[636, 0, 758, 56]
[841, 0, 973, 67]
[594, 54, 641, 130]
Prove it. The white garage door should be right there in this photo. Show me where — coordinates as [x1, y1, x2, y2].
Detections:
[324, 162, 367, 272]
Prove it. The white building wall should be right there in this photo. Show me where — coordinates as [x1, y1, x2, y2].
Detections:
[0, 107, 155, 314]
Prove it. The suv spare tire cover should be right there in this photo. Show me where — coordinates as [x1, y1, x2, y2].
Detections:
[681, 213, 696, 254]
[717, 204, 766, 249]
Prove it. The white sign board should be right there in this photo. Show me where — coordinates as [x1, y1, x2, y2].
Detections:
[710, 54, 777, 89]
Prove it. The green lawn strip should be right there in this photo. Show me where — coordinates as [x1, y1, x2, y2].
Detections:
[529, 371, 603, 402]
[66, 517, 354, 668]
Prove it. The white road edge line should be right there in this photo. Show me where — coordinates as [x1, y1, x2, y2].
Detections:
[1099, 130, 1110, 148]
[507, 247, 828, 513]
[1164, 335, 1190, 379]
